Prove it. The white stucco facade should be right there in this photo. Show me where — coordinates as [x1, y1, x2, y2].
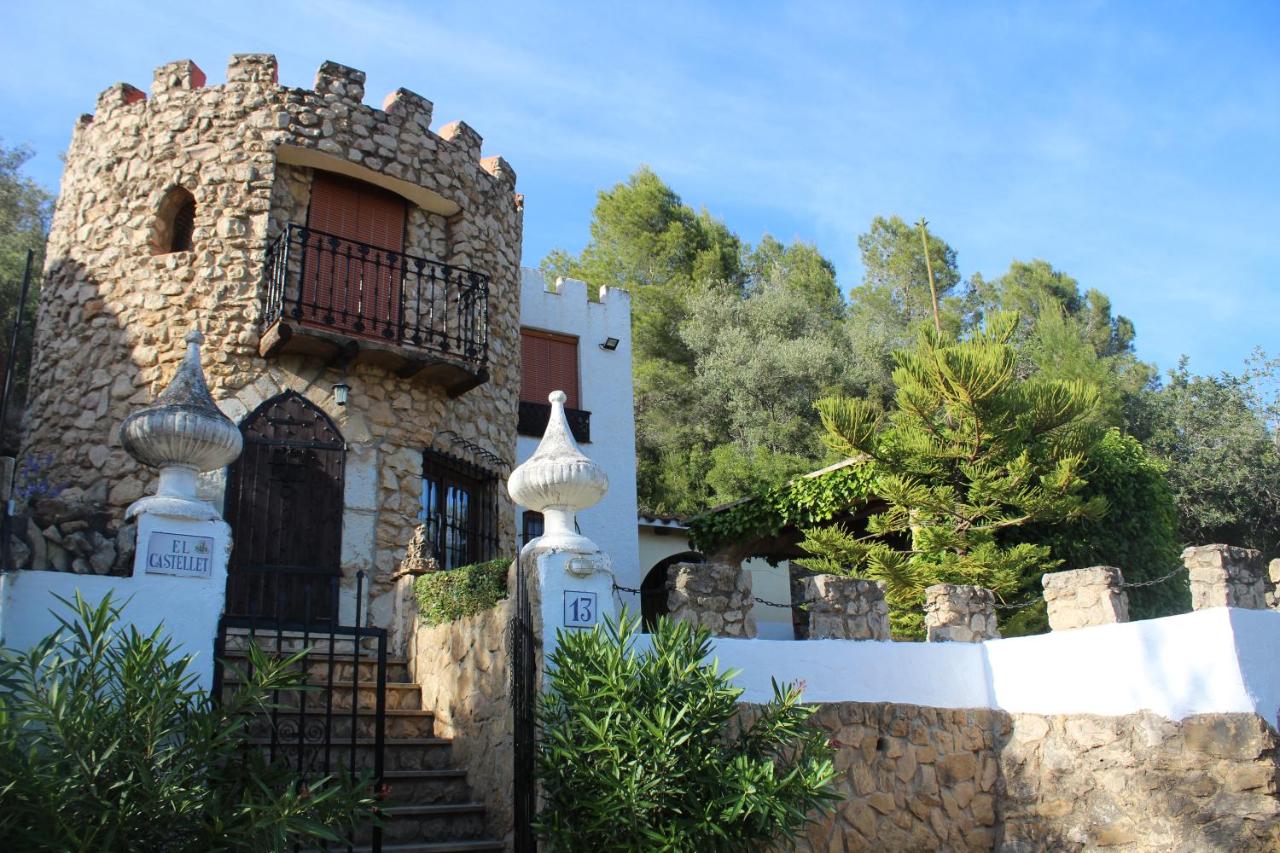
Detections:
[516, 269, 640, 590]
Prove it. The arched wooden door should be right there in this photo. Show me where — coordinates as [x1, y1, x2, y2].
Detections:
[224, 391, 346, 623]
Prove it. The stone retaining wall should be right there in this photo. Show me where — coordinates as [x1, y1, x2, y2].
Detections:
[409, 575, 514, 846]
[791, 702, 1280, 851]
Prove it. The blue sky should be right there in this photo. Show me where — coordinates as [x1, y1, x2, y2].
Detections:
[1, 1, 1276, 376]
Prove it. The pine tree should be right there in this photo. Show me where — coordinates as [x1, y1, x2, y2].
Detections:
[797, 312, 1106, 636]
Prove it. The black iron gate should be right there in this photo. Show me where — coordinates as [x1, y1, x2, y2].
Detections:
[510, 555, 537, 852]
[212, 571, 386, 851]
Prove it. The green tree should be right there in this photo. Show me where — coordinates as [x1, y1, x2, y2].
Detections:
[964, 260, 1153, 428]
[535, 613, 837, 851]
[0, 142, 53, 434]
[796, 312, 1105, 637]
[1131, 358, 1280, 557]
[846, 215, 964, 404]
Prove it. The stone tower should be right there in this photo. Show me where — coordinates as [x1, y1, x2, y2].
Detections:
[21, 54, 522, 621]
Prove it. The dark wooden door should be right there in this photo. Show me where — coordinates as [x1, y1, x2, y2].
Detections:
[224, 392, 346, 623]
[302, 172, 406, 341]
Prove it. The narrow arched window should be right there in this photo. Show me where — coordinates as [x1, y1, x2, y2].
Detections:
[153, 186, 196, 254]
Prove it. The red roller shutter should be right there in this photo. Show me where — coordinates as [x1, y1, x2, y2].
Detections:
[521, 329, 579, 409]
[303, 172, 406, 339]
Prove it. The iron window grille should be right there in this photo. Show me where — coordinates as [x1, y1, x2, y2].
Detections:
[421, 449, 501, 570]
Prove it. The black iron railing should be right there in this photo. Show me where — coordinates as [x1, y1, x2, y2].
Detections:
[263, 223, 490, 367]
[421, 449, 502, 570]
[212, 571, 386, 852]
[517, 400, 591, 443]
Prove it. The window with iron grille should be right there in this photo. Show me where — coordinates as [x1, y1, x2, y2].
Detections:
[420, 450, 501, 569]
[521, 510, 544, 546]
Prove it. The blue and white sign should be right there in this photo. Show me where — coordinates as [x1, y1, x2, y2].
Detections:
[144, 531, 214, 578]
[563, 590, 599, 629]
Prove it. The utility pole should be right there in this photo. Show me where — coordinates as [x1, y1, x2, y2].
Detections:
[917, 217, 942, 333]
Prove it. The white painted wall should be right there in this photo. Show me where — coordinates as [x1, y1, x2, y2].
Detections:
[682, 608, 1280, 724]
[0, 530, 230, 692]
[517, 270, 640, 589]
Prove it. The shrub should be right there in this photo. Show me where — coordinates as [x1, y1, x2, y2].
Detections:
[535, 612, 838, 851]
[414, 557, 511, 626]
[0, 592, 377, 851]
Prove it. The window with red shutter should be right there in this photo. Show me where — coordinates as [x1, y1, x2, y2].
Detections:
[302, 172, 407, 340]
[520, 329, 580, 409]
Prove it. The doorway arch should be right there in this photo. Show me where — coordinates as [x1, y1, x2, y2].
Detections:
[640, 550, 704, 631]
[223, 391, 346, 622]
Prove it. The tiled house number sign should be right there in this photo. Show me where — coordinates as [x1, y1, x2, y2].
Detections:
[563, 591, 598, 629]
[144, 531, 215, 578]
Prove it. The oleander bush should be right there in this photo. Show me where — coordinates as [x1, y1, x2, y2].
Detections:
[0, 592, 377, 852]
[535, 612, 838, 851]
[414, 557, 511, 626]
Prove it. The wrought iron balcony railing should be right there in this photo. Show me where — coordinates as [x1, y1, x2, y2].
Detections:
[262, 223, 490, 369]
[517, 400, 591, 443]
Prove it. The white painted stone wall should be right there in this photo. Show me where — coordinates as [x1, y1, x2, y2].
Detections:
[516, 270, 640, 589]
[679, 607, 1280, 723]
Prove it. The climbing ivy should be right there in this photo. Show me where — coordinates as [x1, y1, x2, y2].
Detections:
[414, 557, 512, 626]
[687, 462, 877, 555]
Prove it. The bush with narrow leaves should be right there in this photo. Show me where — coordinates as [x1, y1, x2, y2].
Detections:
[0, 592, 378, 852]
[535, 612, 837, 851]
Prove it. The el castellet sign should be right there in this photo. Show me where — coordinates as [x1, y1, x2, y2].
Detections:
[144, 531, 215, 578]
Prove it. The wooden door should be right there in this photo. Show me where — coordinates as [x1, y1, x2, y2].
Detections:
[224, 392, 346, 623]
[301, 172, 407, 341]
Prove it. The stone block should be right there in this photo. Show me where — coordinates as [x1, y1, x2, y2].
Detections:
[800, 574, 889, 640]
[666, 561, 756, 638]
[226, 53, 278, 84]
[1041, 566, 1129, 630]
[1182, 544, 1267, 610]
[924, 584, 999, 642]
[316, 60, 366, 103]
[152, 60, 206, 95]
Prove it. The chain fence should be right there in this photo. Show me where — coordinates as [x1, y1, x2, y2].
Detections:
[615, 564, 1189, 615]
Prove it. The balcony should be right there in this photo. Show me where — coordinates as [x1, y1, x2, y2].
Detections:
[259, 224, 490, 397]
[518, 400, 590, 443]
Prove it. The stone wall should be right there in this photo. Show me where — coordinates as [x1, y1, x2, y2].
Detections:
[667, 561, 757, 638]
[794, 702, 1005, 852]
[409, 574, 514, 846]
[792, 703, 1280, 852]
[21, 54, 523, 615]
[999, 712, 1280, 851]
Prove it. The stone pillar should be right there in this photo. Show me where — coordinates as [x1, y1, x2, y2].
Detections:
[1041, 566, 1129, 631]
[1182, 545, 1267, 610]
[924, 584, 1000, 642]
[799, 574, 889, 640]
[1268, 559, 1280, 611]
[667, 561, 756, 638]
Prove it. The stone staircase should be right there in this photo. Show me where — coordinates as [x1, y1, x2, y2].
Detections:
[220, 635, 505, 852]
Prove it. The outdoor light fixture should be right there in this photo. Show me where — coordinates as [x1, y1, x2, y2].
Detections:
[332, 381, 350, 407]
[599, 337, 620, 351]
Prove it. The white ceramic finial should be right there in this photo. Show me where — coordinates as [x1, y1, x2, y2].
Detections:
[507, 389, 608, 554]
[119, 329, 243, 520]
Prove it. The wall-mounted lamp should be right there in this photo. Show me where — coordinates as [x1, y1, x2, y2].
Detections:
[599, 337, 620, 351]
[332, 381, 350, 407]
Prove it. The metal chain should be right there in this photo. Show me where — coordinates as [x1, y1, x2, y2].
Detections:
[613, 583, 798, 609]
[1120, 565, 1187, 589]
[992, 596, 1041, 611]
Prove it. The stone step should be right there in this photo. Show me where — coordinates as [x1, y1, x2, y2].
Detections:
[246, 708, 436, 740]
[222, 650, 410, 684]
[380, 769, 473, 805]
[363, 803, 489, 845]
[221, 679, 424, 712]
[223, 629, 383, 657]
[249, 737, 454, 772]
